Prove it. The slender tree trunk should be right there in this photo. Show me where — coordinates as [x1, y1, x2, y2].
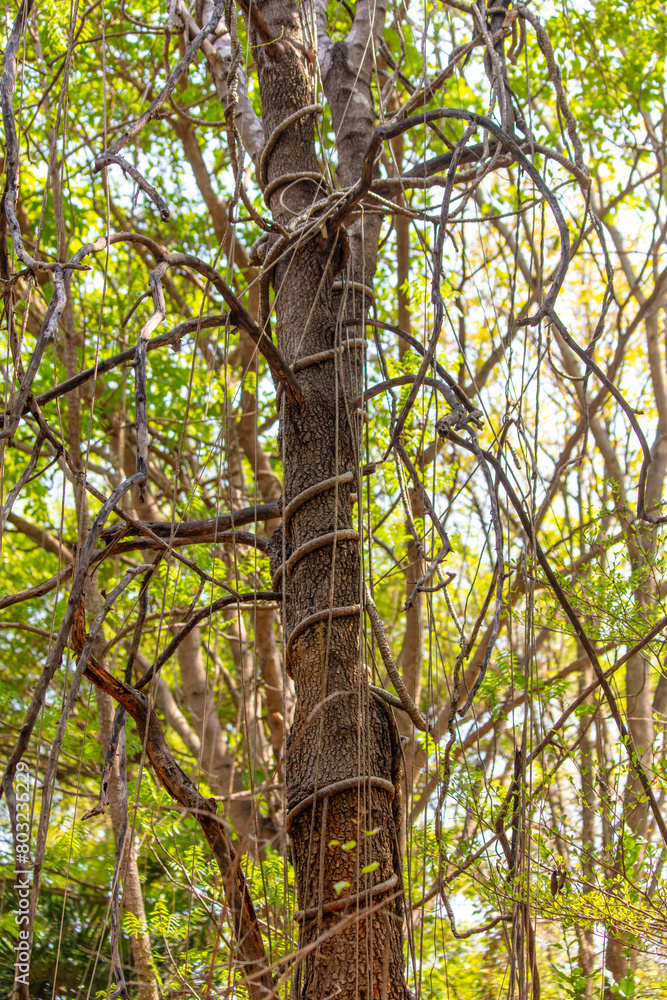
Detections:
[552, 303, 663, 995]
[95, 691, 158, 1000]
[390, 124, 411, 348]
[222, 412, 273, 791]
[175, 625, 256, 832]
[393, 537, 424, 848]
[237, 356, 291, 764]
[578, 665, 596, 996]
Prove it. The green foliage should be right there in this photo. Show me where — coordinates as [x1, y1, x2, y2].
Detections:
[1, 0, 667, 995]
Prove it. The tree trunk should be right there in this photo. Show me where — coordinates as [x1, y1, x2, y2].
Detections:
[95, 690, 158, 1000]
[254, 3, 409, 995]
[578, 666, 596, 996]
[175, 624, 257, 835]
[238, 329, 292, 766]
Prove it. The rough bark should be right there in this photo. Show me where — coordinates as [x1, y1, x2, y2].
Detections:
[254, 2, 409, 996]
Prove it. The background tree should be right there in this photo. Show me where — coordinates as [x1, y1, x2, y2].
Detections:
[1, 1, 667, 998]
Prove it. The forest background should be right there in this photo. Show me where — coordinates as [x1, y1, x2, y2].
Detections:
[1, 0, 667, 998]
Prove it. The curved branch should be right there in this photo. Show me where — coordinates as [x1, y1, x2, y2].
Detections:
[364, 584, 430, 732]
[352, 374, 460, 411]
[0, 564, 74, 611]
[34, 314, 228, 409]
[95, 154, 170, 221]
[331, 108, 571, 324]
[99, 500, 281, 543]
[346, 317, 478, 416]
[74, 232, 302, 404]
[109, 528, 269, 555]
[134, 591, 282, 691]
[98, 1, 225, 163]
